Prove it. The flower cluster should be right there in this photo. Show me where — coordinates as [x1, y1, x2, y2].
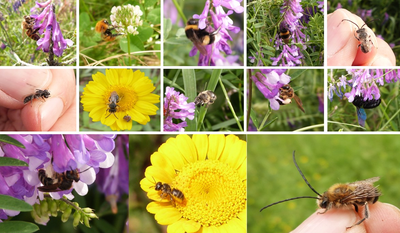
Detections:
[190, 0, 243, 66]
[111, 4, 143, 36]
[250, 69, 290, 110]
[0, 135, 116, 221]
[328, 69, 400, 102]
[81, 69, 160, 131]
[30, 0, 73, 57]
[271, 0, 306, 66]
[163, 87, 195, 132]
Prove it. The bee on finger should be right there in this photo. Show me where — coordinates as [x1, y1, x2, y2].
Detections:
[106, 91, 119, 119]
[24, 89, 51, 105]
[194, 90, 217, 107]
[341, 19, 376, 53]
[277, 84, 305, 113]
[185, 18, 221, 55]
[260, 151, 381, 230]
[22, 16, 40, 41]
[95, 19, 123, 42]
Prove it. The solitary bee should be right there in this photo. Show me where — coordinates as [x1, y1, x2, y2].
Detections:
[352, 94, 381, 127]
[152, 179, 185, 203]
[194, 90, 217, 107]
[22, 16, 40, 41]
[185, 18, 221, 55]
[106, 91, 119, 119]
[277, 84, 305, 113]
[24, 89, 51, 105]
[260, 151, 381, 230]
[341, 19, 376, 53]
[95, 19, 123, 42]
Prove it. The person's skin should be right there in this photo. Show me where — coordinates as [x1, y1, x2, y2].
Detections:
[293, 202, 400, 233]
[0, 69, 76, 131]
[328, 9, 396, 66]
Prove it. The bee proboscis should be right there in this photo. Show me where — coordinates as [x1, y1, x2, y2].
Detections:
[277, 84, 305, 113]
[185, 18, 221, 55]
[260, 151, 381, 229]
[95, 19, 123, 42]
[341, 19, 376, 53]
[106, 91, 119, 119]
[194, 90, 217, 107]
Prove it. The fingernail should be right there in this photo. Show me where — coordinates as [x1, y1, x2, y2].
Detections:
[40, 97, 63, 131]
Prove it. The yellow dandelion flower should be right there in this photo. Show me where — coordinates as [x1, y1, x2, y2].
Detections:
[140, 134, 247, 233]
[81, 69, 160, 131]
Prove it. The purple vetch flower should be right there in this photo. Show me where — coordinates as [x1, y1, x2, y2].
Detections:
[317, 1, 324, 13]
[96, 135, 128, 214]
[271, 44, 303, 66]
[12, 0, 27, 12]
[250, 69, 290, 110]
[164, 86, 196, 132]
[164, 0, 183, 26]
[0, 134, 117, 220]
[30, 1, 73, 57]
[317, 93, 324, 113]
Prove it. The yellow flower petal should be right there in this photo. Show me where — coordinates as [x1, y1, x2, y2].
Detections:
[207, 135, 226, 160]
[192, 134, 208, 161]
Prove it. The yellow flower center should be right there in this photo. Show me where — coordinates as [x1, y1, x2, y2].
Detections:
[104, 87, 138, 112]
[173, 160, 246, 227]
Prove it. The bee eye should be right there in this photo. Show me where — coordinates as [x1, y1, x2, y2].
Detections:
[319, 198, 328, 208]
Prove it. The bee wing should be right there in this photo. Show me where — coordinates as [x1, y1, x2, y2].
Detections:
[38, 184, 62, 192]
[342, 177, 381, 201]
[190, 30, 207, 55]
[293, 94, 305, 113]
[348, 177, 380, 185]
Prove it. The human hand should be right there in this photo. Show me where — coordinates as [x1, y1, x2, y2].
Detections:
[0, 69, 76, 131]
[292, 202, 400, 233]
[328, 9, 395, 66]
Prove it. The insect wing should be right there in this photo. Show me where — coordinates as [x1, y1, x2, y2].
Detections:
[293, 94, 305, 113]
[38, 184, 61, 192]
[190, 31, 207, 55]
[356, 107, 366, 127]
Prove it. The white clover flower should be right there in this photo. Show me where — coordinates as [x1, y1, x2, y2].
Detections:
[110, 4, 143, 36]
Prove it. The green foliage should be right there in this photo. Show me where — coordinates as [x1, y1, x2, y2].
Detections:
[0, 135, 25, 148]
[0, 194, 32, 212]
[79, 69, 161, 131]
[79, 0, 160, 66]
[0, 1, 76, 66]
[0, 221, 39, 233]
[247, 0, 324, 66]
[249, 69, 324, 131]
[248, 135, 400, 232]
[328, 69, 400, 131]
[164, 69, 244, 131]
[328, 0, 400, 65]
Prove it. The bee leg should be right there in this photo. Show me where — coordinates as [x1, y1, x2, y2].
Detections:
[346, 202, 369, 229]
[353, 203, 359, 213]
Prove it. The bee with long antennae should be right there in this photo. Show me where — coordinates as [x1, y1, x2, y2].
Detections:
[260, 151, 381, 229]
[341, 19, 376, 53]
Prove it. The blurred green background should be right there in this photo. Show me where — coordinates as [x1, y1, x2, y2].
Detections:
[249, 69, 324, 131]
[328, 69, 400, 131]
[248, 135, 400, 232]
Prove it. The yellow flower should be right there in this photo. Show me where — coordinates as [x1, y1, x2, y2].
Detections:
[140, 134, 247, 233]
[81, 69, 160, 131]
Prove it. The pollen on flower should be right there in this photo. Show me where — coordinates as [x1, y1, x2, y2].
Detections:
[172, 160, 246, 227]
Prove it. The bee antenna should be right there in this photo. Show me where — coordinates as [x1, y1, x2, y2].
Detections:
[260, 196, 320, 212]
[292, 151, 322, 196]
[79, 166, 92, 174]
[341, 19, 360, 29]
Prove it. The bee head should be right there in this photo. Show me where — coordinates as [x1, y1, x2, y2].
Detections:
[317, 193, 328, 209]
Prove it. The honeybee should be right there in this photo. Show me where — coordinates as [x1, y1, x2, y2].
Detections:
[352, 94, 381, 127]
[260, 151, 381, 229]
[38, 165, 92, 192]
[123, 115, 131, 122]
[185, 18, 221, 55]
[279, 26, 291, 44]
[194, 90, 217, 107]
[24, 89, 51, 105]
[106, 91, 119, 119]
[341, 19, 376, 53]
[95, 19, 122, 42]
[277, 84, 305, 113]
[22, 15, 40, 41]
[152, 179, 185, 203]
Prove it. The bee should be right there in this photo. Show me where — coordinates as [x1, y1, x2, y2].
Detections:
[106, 91, 119, 119]
[38, 165, 92, 192]
[95, 19, 122, 42]
[24, 89, 51, 105]
[152, 179, 185, 203]
[22, 15, 40, 41]
[185, 18, 221, 55]
[194, 90, 217, 107]
[279, 26, 291, 44]
[341, 19, 376, 53]
[260, 151, 381, 230]
[123, 115, 131, 122]
[277, 84, 305, 113]
[352, 94, 381, 127]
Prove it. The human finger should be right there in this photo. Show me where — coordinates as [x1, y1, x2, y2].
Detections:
[363, 202, 400, 233]
[368, 39, 396, 66]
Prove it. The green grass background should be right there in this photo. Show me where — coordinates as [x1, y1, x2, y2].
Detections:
[248, 135, 400, 232]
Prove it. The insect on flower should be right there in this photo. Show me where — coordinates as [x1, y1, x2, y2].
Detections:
[106, 91, 119, 119]
[95, 19, 123, 42]
[260, 151, 381, 230]
[277, 84, 305, 113]
[341, 19, 376, 53]
[185, 18, 221, 55]
[22, 15, 40, 41]
[150, 178, 185, 204]
[352, 94, 381, 127]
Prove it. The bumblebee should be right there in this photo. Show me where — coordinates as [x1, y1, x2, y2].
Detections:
[24, 89, 51, 105]
[341, 19, 375, 53]
[260, 151, 381, 229]
[106, 91, 119, 119]
[95, 19, 122, 42]
[22, 16, 40, 41]
[277, 84, 305, 113]
[279, 27, 291, 44]
[185, 18, 221, 55]
[194, 90, 217, 107]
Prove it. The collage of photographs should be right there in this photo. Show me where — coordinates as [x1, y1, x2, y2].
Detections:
[0, 0, 400, 233]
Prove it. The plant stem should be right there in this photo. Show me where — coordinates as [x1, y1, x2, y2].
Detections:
[127, 34, 132, 65]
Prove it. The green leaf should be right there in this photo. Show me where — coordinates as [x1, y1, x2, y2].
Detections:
[163, 18, 172, 39]
[183, 70, 197, 131]
[0, 221, 39, 233]
[147, 8, 160, 25]
[0, 135, 24, 148]
[144, 0, 158, 8]
[119, 36, 143, 53]
[137, 26, 154, 42]
[0, 157, 28, 167]
[0, 195, 33, 211]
